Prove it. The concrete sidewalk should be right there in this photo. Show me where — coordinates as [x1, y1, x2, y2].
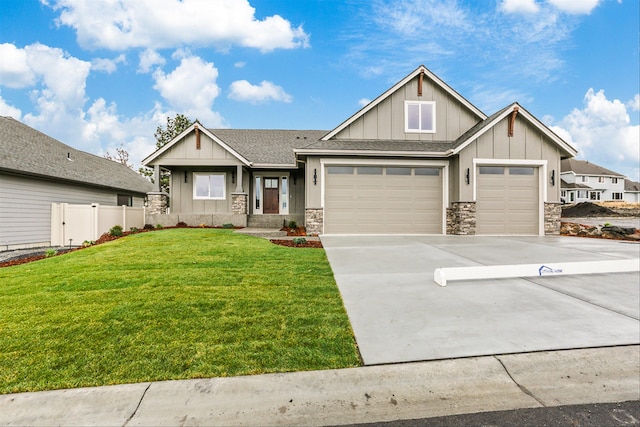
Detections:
[1, 346, 638, 426]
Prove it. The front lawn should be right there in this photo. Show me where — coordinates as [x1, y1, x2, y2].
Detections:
[0, 229, 360, 394]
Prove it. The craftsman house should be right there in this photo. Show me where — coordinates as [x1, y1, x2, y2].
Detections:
[0, 116, 153, 250]
[560, 159, 626, 203]
[142, 65, 577, 235]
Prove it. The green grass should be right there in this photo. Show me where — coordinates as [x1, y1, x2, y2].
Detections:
[0, 229, 360, 394]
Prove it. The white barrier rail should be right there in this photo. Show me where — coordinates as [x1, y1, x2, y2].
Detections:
[434, 259, 640, 287]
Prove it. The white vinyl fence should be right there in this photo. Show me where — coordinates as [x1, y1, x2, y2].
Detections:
[51, 203, 145, 246]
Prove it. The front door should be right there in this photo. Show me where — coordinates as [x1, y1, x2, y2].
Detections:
[264, 178, 279, 214]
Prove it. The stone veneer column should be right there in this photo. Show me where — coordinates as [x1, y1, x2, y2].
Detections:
[231, 193, 248, 215]
[305, 208, 323, 236]
[447, 202, 476, 235]
[147, 192, 169, 215]
[544, 202, 562, 235]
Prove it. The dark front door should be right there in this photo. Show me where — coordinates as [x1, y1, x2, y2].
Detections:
[264, 178, 279, 214]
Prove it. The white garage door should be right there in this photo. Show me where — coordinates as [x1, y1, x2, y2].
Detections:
[476, 166, 539, 235]
[324, 165, 443, 234]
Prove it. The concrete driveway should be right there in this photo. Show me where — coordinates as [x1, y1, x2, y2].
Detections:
[321, 235, 640, 365]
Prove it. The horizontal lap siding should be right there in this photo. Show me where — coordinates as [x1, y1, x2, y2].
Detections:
[0, 173, 122, 246]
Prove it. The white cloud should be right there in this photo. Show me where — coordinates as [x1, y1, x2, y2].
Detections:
[552, 88, 640, 180]
[0, 43, 36, 88]
[627, 94, 640, 112]
[138, 49, 166, 73]
[24, 43, 91, 108]
[91, 54, 126, 74]
[500, 0, 540, 14]
[228, 80, 292, 104]
[153, 56, 221, 112]
[234, 61, 246, 68]
[45, 0, 309, 52]
[0, 94, 22, 119]
[358, 98, 371, 107]
[547, 0, 601, 15]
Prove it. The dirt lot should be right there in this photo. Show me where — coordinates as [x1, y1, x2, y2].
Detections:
[562, 201, 640, 218]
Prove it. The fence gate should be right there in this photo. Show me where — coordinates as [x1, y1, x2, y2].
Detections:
[51, 203, 145, 246]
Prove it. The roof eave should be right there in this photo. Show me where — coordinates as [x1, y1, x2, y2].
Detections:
[293, 149, 452, 157]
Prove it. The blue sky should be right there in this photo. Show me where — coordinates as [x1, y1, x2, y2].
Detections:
[0, 0, 638, 180]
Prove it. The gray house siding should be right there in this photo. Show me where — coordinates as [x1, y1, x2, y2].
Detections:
[334, 74, 480, 142]
[0, 172, 144, 249]
[456, 114, 561, 203]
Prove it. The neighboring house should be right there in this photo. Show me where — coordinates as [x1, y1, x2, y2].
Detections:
[0, 116, 153, 250]
[143, 65, 577, 236]
[560, 158, 625, 203]
[624, 179, 640, 203]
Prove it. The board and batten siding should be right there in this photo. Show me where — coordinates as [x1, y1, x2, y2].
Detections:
[333, 75, 480, 141]
[156, 132, 244, 166]
[0, 173, 144, 249]
[456, 114, 561, 203]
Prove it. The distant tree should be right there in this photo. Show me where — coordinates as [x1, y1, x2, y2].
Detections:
[104, 144, 134, 170]
[154, 113, 194, 149]
[139, 114, 196, 193]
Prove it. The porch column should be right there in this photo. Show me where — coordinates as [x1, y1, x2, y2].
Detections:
[235, 164, 244, 192]
[153, 164, 161, 192]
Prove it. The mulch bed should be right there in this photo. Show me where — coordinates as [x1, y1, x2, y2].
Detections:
[270, 239, 323, 248]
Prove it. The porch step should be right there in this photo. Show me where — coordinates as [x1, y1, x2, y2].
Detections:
[247, 214, 303, 229]
[235, 228, 287, 239]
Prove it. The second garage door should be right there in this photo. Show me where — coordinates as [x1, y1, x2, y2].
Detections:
[324, 165, 443, 234]
[476, 165, 540, 235]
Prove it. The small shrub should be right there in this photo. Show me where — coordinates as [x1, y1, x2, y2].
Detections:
[109, 225, 123, 237]
[199, 223, 206, 228]
[292, 237, 306, 245]
[156, 224, 163, 229]
[604, 222, 612, 227]
[129, 227, 138, 233]
[176, 221, 188, 228]
[288, 220, 298, 229]
[45, 249, 57, 258]
[143, 224, 154, 230]
[222, 223, 234, 229]
[81, 240, 95, 248]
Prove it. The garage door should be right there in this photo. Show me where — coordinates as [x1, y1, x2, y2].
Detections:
[324, 165, 443, 234]
[476, 166, 539, 235]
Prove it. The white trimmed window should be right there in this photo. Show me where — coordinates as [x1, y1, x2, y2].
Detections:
[193, 173, 225, 200]
[405, 101, 436, 133]
[612, 192, 623, 200]
[612, 177, 619, 184]
[580, 176, 588, 183]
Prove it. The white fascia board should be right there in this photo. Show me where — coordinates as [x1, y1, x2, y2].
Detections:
[142, 125, 252, 167]
[322, 65, 486, 141]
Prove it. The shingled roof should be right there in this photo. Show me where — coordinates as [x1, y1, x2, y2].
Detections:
[0, 116, 153, 194]
[208, 129, 328, 165]
[561, 158, 625, 177]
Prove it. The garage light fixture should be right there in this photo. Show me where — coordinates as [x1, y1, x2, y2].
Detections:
[313, 168, 317, 185]
[465, 168, 470, 185]
[551, 170, 555, 186]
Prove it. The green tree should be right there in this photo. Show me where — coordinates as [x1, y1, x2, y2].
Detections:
[139, 114, 195, 193]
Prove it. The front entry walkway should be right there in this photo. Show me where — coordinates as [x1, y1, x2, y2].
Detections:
[321, 235, 640, 365]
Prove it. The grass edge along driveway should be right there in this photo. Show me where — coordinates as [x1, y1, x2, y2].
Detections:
[0, 229, 360, 394]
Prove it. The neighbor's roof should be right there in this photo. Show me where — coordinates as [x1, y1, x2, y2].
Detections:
[560, 178, 592, 189]
[561, 159, 624, 177]
[0, 116, 153, 194]
[625, 179, 640, 192]
[209, 129, 328, 165]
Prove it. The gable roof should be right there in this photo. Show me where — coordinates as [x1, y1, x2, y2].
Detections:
[0, 116, 153, 194]
[560, 178, 592, 189]
[142, 124, 327, 167]
[322, 65, 487, 141]
[561, 158, 624, 177]
[451, 103, 578, 157]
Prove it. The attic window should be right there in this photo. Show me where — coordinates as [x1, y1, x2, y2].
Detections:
[405, 101, 435, 133]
